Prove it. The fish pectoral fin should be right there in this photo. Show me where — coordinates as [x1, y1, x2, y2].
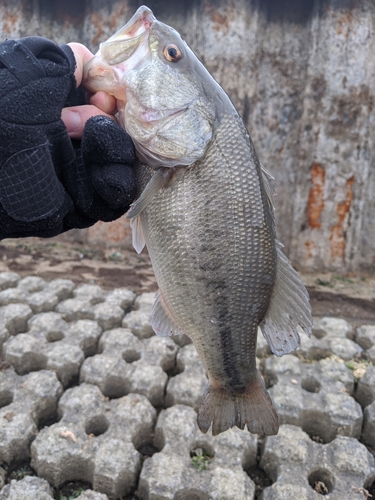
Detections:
[260, 162, 276, 212]
[151, 290, 184, 337]
[260, 245, 313, 357]
[126, 167, 174, 219]
[197, 372, 279, 436]
[130, 215, 146, 254]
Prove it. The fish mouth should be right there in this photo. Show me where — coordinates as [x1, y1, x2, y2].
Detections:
[83, 6, 155, 97]
[127, 90, 187, 124]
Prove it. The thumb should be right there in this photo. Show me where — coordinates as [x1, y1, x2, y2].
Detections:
[62, 105, 116, 139]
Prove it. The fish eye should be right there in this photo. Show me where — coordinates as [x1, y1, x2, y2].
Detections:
[164, 44, 182, 62]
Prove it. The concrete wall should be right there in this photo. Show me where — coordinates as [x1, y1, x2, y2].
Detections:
[0, 0, 374, 273]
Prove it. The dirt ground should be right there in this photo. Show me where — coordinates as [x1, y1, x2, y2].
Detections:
[1, 238, 375, 325]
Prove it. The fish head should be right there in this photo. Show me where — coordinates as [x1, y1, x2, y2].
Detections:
[83, 5, 221, 167]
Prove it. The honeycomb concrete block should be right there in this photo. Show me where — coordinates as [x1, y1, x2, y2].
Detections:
[134, 293, 155, 311]
[57, 286, 134, 325]
[138, 404, 257, 500]
[356, 324, 375, 350]
[265, 355, 363, 442]
[0, 303, 33, 350]
[0, 476, 54, 500]
[73, 284, 106, 304]
[0, 304, 33, 336]
[313, 317, 354, 338]
[93, 288, 136, 330]
[44, 278, 75, 300]
[3, 312, 102, 387]
[355, 365, 375, 408]
[0, 468, 5, 490]
[0, 369, 63, 464]
[0, 277, 74, 314]
[104, 288, 136, 310]
[0, 272, 20, 291]
[76, 492, 110, 500]
[80, 328, 177, 407]
[93, 302, 124, 331]
[260, 425, 375, 500]
[166, 344, 208, 410]
[31, 384, 156, 499]
[122, 292, 155, 339]
[296, 316, 362, 361]
[362, 400, 375, 449]
[55, 298, 95, 321]
[368, 346, 375, 363]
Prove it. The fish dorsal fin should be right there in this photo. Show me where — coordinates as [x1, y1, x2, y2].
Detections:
[151, 290, 184, 337]
[260, 245, 313, 356]
[126, 167, 174, 219]
[130, 215, 146, 254]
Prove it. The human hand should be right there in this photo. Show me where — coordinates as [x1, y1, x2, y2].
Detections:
[61, 43, 118, 138]
[0, 36, 136, 240]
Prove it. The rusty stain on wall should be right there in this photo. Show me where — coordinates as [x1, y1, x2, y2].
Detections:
[90, 12, 105, 47]
[87, 215, 132, 247]
[329, 175, 355, 260]
[2, 12, 19, 34]
[307, 163, 325, 229]
[304, 239, 316, 260]
[336, 12, 352, 38]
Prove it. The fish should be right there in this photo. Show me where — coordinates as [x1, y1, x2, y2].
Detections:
[83, 5, 313, 436]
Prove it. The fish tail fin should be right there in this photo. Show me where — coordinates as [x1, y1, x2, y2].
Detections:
[197, 371, 278, 436]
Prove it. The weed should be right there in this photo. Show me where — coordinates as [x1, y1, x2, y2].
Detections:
[190, 447, 212, 471]
[7, 464, 36, 481]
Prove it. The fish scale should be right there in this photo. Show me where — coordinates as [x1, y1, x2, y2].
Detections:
[137, 114, 275, 389]
[82, 4, 312, 436]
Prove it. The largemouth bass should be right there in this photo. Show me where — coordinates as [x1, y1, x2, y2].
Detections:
[83, 6, 312, 436]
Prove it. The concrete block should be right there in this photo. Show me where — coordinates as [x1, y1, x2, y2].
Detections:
[356, 324, 375, 350]
[0, 304, 33, 336]
[260, 425, 375, 500]
[0, 303, 33, 351]
[265, 355, 362, 442]
[313, 317, 354, 339]
[368, 346, 375, 363]
[31, 384, 156, 499]
[355, 365, 375, 408]
[0, 369, 62, 464]
[0, 273, 20, 292]
[138, 404, 257, 500]
[165, 344, 207, 410]
[296, 316, 362, 361]
[76, 492, 110, 500]
[3, 313, 102, 387]
[122, 293, 155, 339]
[362, 400, 375, 449]
[0, 467, 5, 490]
[0, 277, 74, 315]
[80, 328, 177, 407]
[0, 476, 54, 500]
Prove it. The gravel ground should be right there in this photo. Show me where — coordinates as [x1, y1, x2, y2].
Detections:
[0, 242, 374, 499]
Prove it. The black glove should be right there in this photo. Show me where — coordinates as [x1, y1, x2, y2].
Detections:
[0, 36, 137, 239]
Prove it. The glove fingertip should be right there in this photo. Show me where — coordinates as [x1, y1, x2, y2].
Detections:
[82, 116, 136, 165]
[91, 162, 137, 210]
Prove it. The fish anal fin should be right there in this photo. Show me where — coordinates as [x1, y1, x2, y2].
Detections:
[197, 372, 279, 436]
[130, 215, 146, 254]
[260, 247, 313, 357]
[151, 290, 184, 337]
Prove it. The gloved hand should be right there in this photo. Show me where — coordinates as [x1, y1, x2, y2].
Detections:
[0, 36, 137, 239]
